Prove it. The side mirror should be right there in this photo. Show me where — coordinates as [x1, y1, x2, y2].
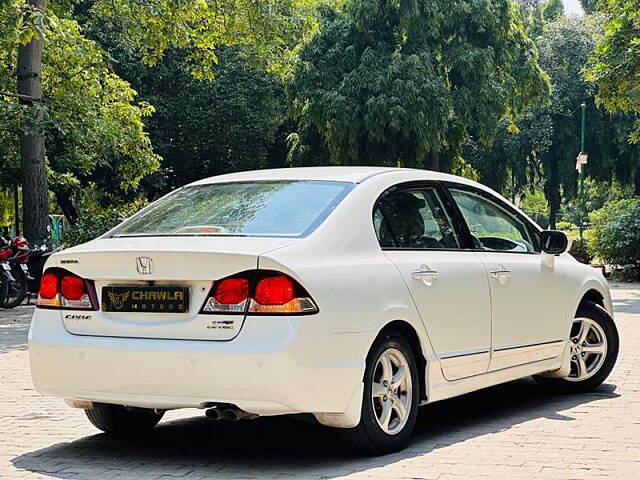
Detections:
[541, 230, 570, 255]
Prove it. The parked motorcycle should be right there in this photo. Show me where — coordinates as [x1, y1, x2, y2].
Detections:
[0, 236, 30, 308]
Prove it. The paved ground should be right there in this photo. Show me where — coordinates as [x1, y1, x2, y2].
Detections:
[1, 285, 639, 480]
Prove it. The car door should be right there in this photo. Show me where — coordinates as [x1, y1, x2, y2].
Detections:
[447, 186, 567, 371]
[374, 183, 492, 380]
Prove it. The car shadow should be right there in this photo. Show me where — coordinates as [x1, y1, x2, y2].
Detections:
[11, 378, 619, 479]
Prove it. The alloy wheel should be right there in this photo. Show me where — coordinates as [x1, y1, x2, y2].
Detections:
[371, 347, 413, 435]
[566, 317, 608, 382]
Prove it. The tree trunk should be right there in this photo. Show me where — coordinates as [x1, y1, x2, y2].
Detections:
[634, 170, 640, 197]
[427, 151, 440, 171]
[54, 189, 79, 225]
[17, 0, 49, 246]
[549, 200, 557, 230]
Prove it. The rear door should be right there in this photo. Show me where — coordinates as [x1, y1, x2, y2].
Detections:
[446, 186, 566, 371]
[375, 183, 492, 380]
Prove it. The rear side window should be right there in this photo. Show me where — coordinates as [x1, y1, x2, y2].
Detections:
[110, 180, 354, 238]
[374, 187, 460, 249]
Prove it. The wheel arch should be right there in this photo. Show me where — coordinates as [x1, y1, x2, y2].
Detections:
[368, 320, 428, 402]
[578, 288, 605, 313]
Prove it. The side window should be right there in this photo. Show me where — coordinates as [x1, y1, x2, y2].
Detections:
[374, 187, 460, 249]
[450, 189, 536, 253]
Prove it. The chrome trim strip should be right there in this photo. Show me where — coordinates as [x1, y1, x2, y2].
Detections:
[439, 348, 490, 359]
[492, 339, 564, 353]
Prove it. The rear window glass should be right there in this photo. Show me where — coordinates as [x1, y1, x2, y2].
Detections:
[109, 180, 354, 238]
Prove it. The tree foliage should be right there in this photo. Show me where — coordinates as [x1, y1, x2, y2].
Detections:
[0, 5, 160, 223]
[289, 0, 550, 170]
[589, 198, 640, 272]
[114, 47, 289, 194]
[587, 0, 640, 142]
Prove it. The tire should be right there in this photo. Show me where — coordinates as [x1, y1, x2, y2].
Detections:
[0, 266, 28, 309]
[534, 301, 619, 393]
[340, 332, 420, 455]
[85, 403, 164, 435]
[0, 276, 8, 309]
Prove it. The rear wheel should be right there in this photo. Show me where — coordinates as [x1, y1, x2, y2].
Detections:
[85, 403, 164, 435]
[341, 332, 419, 455]
[534, 301, 619, 393]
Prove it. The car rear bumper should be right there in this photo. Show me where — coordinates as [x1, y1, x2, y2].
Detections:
[28, 309, 369, 418]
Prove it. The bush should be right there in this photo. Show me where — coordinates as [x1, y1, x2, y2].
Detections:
[589, 198, 640, 278]
[64, 200, 147, 247]
[568, 238, 593, 264]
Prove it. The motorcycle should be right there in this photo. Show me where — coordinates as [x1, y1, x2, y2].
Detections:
[0, 236, 33, 309]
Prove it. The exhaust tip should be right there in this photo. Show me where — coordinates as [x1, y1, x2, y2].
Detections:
[205, 408, 222, 421]
[222, 409, 240, 421]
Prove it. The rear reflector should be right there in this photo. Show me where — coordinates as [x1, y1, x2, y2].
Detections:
[37, 268, 95, 310]
[201, 270, 318, 315]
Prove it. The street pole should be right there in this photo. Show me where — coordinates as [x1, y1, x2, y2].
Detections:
[579, 101, 586, 240]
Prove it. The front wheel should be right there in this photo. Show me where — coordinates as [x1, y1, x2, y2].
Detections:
[0, 266, 28, 309]
[85, 403, 164, 435]
[340, 332, 419, 455]
[534, 301, 619, 393]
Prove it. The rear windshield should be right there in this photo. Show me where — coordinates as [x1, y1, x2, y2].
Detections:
[109, 180, 355, 238]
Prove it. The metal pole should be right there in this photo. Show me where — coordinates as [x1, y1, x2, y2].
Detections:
[579, 101, 586, 239]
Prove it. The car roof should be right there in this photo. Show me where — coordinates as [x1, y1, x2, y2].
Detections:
[188, 166, 461, 185]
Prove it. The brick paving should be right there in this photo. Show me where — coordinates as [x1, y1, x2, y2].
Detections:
[0, 285, 639, 479]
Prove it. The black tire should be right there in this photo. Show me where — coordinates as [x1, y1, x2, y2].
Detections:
[340, 332, 420, 455]
[0, 266, 28, 309]
[534, 301, 619, 393]
[85, 403, 164, 435]
[0, 276, 8, 309]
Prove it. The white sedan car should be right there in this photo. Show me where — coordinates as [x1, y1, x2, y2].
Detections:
[29, 167, 618, 454]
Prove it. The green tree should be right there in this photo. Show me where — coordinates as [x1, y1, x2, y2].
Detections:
[4, 0, 316, 244]
[579, 0, 598, 13]
[288, 1, 550, 171]
[469, 16, 640, 227]
[1, 8, 160, 227]
[542, 0, 564, 21]
[115, 47, 289, 194]
[587, 0, 640, 142]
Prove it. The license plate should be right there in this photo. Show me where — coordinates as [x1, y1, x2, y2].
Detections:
[102, 285, 190, 313]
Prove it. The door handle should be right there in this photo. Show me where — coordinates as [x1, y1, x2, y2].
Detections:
[489, 264, 512, 284]
[411, 266, 439, 286]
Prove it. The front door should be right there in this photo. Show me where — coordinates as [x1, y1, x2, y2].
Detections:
[448, 187, 566, 371]
[374, 184, 492, 380]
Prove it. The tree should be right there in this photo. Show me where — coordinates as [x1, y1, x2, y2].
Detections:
[114, 47, 289, 194]
[587, 0, 640, 142]
[1, 8, 160, 228]
[579, 0, 598, 14]
[5, 0, 315, 244]
[16, 0, 49, 244]
[289, 1, 550, 171]
[542, 0, 564, 21]
[468, 15, 640, 228]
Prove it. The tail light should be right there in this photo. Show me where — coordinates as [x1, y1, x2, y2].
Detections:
[201, 270, 318, 315]
[37, 268, 96, 310]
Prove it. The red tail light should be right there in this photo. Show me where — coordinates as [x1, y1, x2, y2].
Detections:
[201, 270, 318, 315]
[39, 272, 58, 299]
[37, 268, 96, 310]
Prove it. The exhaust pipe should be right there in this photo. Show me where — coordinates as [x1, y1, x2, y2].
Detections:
[222, 408, 240, 421]
[205, 405, 258, 421]
[205, 408, 222, 421]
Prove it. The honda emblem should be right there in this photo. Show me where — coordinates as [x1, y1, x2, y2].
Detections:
[136, 256, 154, 275]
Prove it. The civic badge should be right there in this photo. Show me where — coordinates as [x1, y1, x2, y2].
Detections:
[136, 256, 154, 275]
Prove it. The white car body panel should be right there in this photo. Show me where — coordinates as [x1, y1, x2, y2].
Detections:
[28, 166, 614, 429]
